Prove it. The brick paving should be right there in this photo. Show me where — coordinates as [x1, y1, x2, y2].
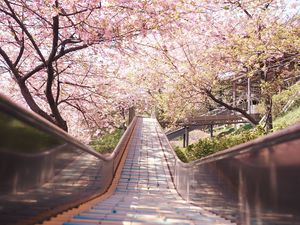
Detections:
[63, 118, 232, 225]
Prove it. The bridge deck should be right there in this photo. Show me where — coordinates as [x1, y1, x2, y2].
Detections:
[60, 118, 231, 225]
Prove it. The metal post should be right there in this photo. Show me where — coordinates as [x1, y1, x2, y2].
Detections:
[247, 78, 251, 114]
[183, 133, 186, 148]
[210, 124, 214, 138]
[185, 126, 189, 147]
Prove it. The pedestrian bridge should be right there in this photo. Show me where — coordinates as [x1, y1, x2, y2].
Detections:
[1, 95, 300, 225]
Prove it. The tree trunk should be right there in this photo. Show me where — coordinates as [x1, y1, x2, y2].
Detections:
[46, 64, 68, 132]
[19, 80, 68, 131]
[19, 81, 52, 120]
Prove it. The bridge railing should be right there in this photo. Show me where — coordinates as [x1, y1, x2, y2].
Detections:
[0, 94, 137, 225]
[158, 119, 300, 225]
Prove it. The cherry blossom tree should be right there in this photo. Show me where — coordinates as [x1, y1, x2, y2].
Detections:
[123, 0, 300, 130]
[0, 0, 186, 132]
[1, 0, 299, 136]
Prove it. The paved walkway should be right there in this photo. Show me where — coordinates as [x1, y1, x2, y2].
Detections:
[63, 118, 232, 225]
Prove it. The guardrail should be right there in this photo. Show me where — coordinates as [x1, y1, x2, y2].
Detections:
[158, 119, 300, 224]
[177, 113, 261, 126]
[0, 94, 137, 225]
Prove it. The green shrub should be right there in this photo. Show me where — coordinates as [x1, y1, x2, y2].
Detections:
[217, 127, 235, 137]
[174, 146, 189, 163]
[178, 125, 265, 162]
[233, 124, 253, 134]
[90, 128, 124, 154]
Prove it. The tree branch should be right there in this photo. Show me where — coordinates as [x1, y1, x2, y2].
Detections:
[22, 43, 89, 81]
[4, 0, 46, 63]
[0, 47, 21, 80]
[14, 34, 25, 67]
[204, 88, 259, 125]
[48, 0, 59, 62]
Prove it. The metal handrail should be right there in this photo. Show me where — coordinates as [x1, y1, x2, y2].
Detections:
[0, 94, 136, 162]
[160, 118, 300, 167]
[158, 118, 300, 224]
[187, 123, 300, 166]
[0, 94, 137, 225]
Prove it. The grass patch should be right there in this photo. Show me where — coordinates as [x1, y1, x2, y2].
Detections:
[272, 82, 300, 118]
[273, 105, 300, 131]
[90, 128, 124, 154]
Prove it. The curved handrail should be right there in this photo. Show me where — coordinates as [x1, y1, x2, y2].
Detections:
[159, 119, 300, 166]
[0, 94, 137, 225]
[0, 94, 135, 161]
[157, 118, 300, 224]
[191, 122, 300, 165]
